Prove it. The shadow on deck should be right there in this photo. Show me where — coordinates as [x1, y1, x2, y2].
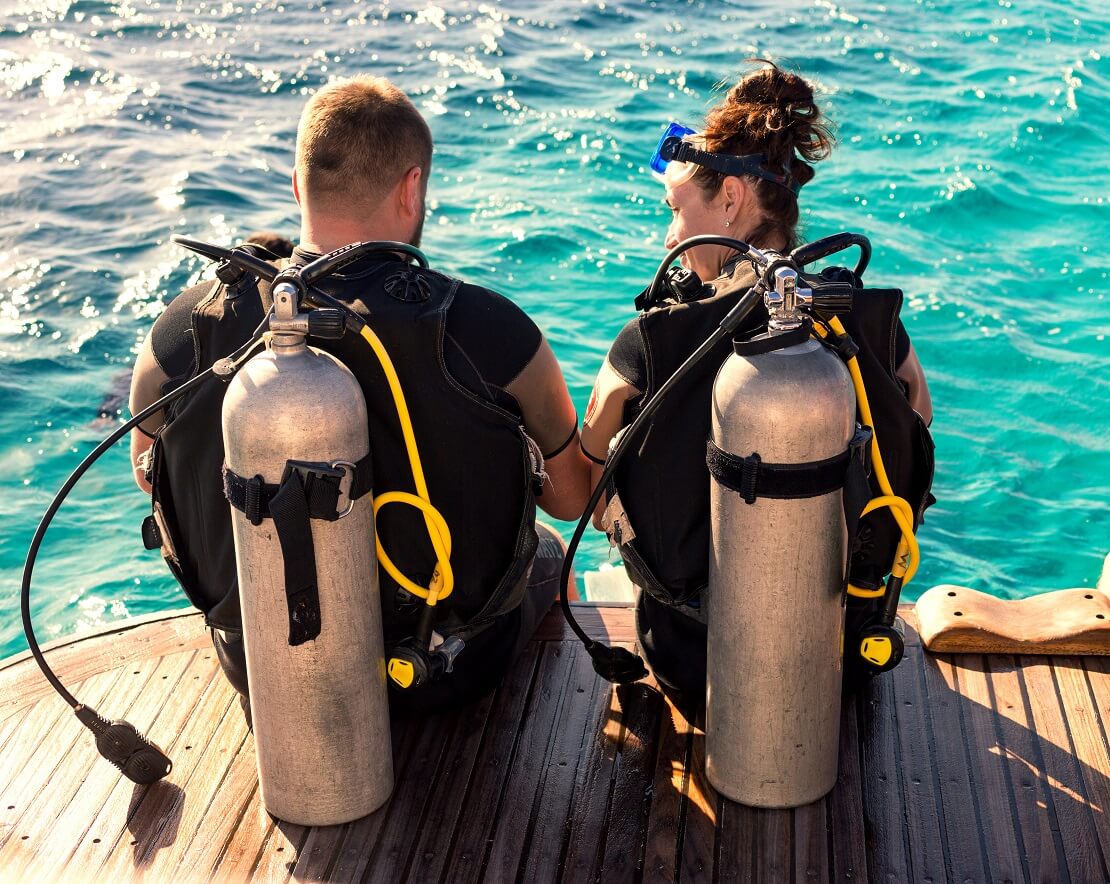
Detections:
[2, 604, 1110, 882]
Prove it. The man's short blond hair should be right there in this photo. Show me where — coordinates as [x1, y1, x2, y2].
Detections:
[295, 76, 432, 209]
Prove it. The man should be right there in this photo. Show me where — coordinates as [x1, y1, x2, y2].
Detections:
[129, 76, 591, 714]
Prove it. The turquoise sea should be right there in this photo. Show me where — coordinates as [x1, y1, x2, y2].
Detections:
[1, 0, 1107, 658]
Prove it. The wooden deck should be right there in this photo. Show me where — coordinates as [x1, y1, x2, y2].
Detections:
[3, 604, 1110, 882]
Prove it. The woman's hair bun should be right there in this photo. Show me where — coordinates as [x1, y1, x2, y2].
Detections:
[705, 59, 834, 168]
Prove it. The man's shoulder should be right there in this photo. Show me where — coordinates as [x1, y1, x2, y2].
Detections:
[447, 276, 539, 329]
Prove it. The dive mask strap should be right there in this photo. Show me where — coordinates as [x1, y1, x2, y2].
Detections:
[661, 138, 800, 194]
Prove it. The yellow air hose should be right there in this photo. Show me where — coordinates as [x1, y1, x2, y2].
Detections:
[812, 316, 920, 599]
[356, 323, 453, 608]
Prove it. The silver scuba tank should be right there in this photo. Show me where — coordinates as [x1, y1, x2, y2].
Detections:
[705, 266, 856, 808]
[222, 282, 392, 826]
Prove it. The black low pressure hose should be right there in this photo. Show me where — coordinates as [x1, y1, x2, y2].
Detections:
[19, 316, 269, 782]
[559, 235, 764, 683]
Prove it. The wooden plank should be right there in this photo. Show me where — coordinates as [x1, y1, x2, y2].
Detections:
[987, 655, 1067, 884]
[888, 639, 946, 881]
[794, 800, 829, 884]
[0, 665, 125, 859]
[132, 683, 251, 878]
[437, 640, 543, 883]
[1052, 660, 1110, 865]
[482, 643, 583, 882]
[715, 799, 754, 883]
[362, 714, 460, 883]
[1020, 655, 1107, 883]
[0, 610, 208, 724]
[561, 677, 624, 880]
[827, 692, 867, 883]
[921, 652, 990, 882]
[679, 711, 717, 884]
[754, 809, 792, 883]
[3, 651, 189, 880]
[532, 604, 637, 644]
[285, 718, 418, 883]
[211, 785, 275, 882]
[251, 819, 309, 884]
[0, 674, 75, 794]
[946, 656, 1026, 884]
[92, 658, 236, 883]
[518, 648, 608, 884]
[173, 727, 259, 882]
[599, 683, 665, 881]
[642, 693, 695, 883]
[401, 687, 500, 884]
[1082, 657, 1110, 876]
[917, 585, 1110, 655]
[858, 659, 909, 882]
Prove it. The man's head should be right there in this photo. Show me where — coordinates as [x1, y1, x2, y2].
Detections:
[293, 76, 432, 247]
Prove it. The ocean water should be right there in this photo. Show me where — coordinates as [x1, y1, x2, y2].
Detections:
[1, 0, 1107, 659]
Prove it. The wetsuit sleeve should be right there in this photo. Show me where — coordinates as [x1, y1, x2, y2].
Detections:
[149, 281, 214, 379]
[606, 318, 647, 391]
[895, 319, 910, 369]
[445, 284, 543, 388]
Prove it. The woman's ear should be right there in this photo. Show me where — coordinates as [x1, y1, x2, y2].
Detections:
[720, 176, 747, 227]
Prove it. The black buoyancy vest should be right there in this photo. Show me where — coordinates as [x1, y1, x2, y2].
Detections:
[150, 258, 540, 645]
[608, 261, 935, 606]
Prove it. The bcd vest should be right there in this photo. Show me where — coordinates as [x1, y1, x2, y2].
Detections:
[148, 255, 540, 647]
[606, 261, 935, 609]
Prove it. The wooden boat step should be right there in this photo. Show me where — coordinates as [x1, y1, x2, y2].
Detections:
[917, 553, 1110, 655]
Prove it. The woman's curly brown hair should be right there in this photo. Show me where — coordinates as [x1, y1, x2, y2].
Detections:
[694, 60, 835, 249]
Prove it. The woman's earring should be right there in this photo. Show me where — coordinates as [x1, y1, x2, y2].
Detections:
[724, 218, 731, 227]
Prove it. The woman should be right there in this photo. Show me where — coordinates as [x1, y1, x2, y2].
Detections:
[580, 62, 932, 705]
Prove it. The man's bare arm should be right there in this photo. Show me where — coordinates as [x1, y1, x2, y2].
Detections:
[128, 334, 170, 493]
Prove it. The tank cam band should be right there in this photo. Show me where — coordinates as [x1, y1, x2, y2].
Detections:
[223, 457, 373, 646]
[705, 426, 871, 505]
[222, 454, 374, 525]
[707, 425, 874, 597]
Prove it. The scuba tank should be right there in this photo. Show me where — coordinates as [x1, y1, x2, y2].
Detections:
[557, 233, 927, 802]
[18, 237, 456, 815]
[704, 265, 860, 807]
[221, 277, 392, 826]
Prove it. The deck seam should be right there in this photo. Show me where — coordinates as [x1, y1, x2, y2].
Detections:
[672, 726, 695, 884]
[478, 642, 550, 883]
[1048, 657, 1110, 882]
[510, 645, 581, 884]
[597, 685, 633, 882]
[946, 654, 1001, 883]
[447, 641, 545, 882]
[210, 777, 260, 878]
[886, 668, 914, 883]
[553, 666, 606, 883]
[980, 655, 1034, 884]
[393, 715, 464, 883]
[915, 645, 954, 884]
[1015, 656, 1073, 884]
[1080, 657, 1110, 871]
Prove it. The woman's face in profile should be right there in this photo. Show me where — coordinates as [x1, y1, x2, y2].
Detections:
[663, 174, 731, 282]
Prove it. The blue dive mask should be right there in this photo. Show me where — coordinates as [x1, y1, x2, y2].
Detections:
[649, 121, 801, 195]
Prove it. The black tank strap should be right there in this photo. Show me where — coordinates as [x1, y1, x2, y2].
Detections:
[222, 452, 373, 525]
[705, 425, 872, 504]
[707, 425, 874, 593]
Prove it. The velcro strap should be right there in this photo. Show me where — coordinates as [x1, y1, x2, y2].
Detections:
[268, 471, 322, 646]
[707, 425, 872, 505]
